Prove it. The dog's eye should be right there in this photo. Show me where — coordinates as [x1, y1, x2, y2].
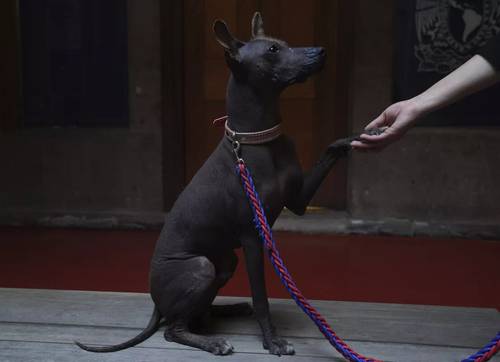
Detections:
[268, 44, 279, 53]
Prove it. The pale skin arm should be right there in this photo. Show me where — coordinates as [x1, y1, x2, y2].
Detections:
[351, 54, 500, 151]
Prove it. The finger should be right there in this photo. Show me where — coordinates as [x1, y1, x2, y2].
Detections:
[351, 141, 387, 153]
[350, 140, 382, 150]
[365, 113, 387, 130]
[350, 143, 371, 152]
[360, 125, 401, 142]
[354, 132, 394, 148]
[358, 133, 389, 142]
[350, 140, 366, 148]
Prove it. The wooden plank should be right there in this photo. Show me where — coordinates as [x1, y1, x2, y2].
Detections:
[0, 322, 337, 358]
[0, 341, 331, 362]
[312, 0, 356, 209]
[1, 324, 498, 362]
[203, 0, 235, 100]
[184, 0, 208, 182]
[0, 288, 498, 349]
[279, 0, 316, 100]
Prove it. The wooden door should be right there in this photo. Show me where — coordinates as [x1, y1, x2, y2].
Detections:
[183, 0, 353, 209]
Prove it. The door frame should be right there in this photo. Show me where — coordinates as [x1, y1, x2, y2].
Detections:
[160, 0, 185, 210]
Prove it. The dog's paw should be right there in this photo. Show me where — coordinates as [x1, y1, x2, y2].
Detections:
[327, 139, 351, 157]
[209, 338, 234, 355]
[263, 337, 295, 356]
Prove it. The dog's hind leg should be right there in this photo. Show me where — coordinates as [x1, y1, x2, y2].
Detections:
[152, 256, 235, 355]
[209, 251, 253, 318]
[164, 323, 234, 355]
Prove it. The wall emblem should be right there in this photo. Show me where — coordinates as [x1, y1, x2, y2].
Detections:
[415, 0, 500, 73]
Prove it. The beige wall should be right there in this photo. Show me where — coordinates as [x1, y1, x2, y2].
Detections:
[348, 0, 500, 224]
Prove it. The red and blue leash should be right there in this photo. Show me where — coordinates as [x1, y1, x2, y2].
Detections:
[236, 159, 500, 362]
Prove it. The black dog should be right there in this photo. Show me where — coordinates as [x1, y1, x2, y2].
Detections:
[76, 12, 374, 356]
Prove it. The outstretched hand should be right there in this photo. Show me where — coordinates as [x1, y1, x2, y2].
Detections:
[350, 100, 420, 151]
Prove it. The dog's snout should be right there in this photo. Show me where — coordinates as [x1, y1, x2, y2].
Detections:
[305, 47, 325, 58]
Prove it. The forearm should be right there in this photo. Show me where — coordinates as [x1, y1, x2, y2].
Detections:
[352, 46, 500, 151]
[411, 55, 500, 117]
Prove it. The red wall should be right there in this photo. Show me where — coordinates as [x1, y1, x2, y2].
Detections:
[1, 227, 499, 309]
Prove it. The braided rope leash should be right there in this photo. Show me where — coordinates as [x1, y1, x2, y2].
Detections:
[235, 160, 500, 362]
[236, 160, 380, 362]
[463, 332, 500, 362]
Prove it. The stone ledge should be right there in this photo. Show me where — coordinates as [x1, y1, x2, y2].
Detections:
[1, 208, 499, 240]
[0, 209, 165, 230]
[274, 209, 500, 240]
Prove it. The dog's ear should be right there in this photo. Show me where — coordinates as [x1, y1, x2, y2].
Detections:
[251, 12, 265, 38]
[213, 20, 244, 59]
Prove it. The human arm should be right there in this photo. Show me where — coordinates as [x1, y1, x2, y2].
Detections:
[351, 43, 500, 151]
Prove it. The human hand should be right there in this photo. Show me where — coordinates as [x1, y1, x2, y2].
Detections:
[351, 100, 421, 151]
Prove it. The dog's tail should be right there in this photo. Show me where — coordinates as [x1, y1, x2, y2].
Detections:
[75, 307, 161, 353]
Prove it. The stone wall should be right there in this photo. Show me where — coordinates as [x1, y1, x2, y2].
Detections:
[0, 0, 164, 223]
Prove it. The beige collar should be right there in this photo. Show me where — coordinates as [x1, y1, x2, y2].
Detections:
[224, 120, 282, 145]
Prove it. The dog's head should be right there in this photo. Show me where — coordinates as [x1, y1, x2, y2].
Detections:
[213, 12, 325, 92]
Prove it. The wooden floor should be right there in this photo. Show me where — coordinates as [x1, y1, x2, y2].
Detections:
[0, 288, 499, 362]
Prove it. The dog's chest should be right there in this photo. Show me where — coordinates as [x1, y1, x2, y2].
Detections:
[249, 146, 301, 215]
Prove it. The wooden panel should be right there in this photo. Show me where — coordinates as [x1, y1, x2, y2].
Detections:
[1, 289, 499, 362]
[281, 99, 317, 167]
[236, 0, 260, 40]
[0, 0, 19, 130]
[311, 0, 355, 208]
[1, 289, 499, 347]
[184, 0, 207, 181]
[278, 0, 316, 100]
[1, 326, 496, 362]
[0, 341, 324, 362]
[161, 0, 185, 210]
[204, 60, 230, 100]
[203, 0, 235, 100]
[184, 0, 350, 208]
[278, 0, 315, 45]
[204, 0, 238, 58]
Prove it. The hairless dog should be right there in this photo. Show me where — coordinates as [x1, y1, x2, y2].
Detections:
[76, 12, 382, 356]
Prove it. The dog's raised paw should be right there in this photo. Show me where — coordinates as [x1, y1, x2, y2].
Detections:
[263, 338, 295, 356]
[327, 140, 351, 157]
[209, 338, 234, 355]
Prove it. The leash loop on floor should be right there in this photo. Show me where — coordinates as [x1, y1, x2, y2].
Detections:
[235, 159, 500, 362]
[462, 332, 500, 362]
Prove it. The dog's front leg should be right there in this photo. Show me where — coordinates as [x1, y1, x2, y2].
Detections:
[286, 129, 385, 215]
[242, 236, 295, 356]
[286, 139, 350, 215]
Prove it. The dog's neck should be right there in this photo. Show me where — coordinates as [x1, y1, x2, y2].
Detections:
[226, 76, 281, 133]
